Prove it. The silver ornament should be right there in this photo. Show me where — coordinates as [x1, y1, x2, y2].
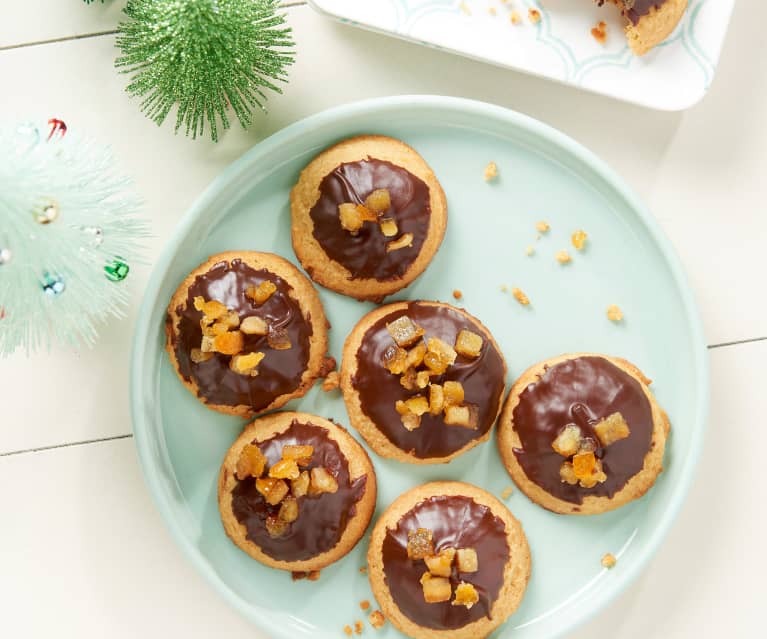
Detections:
[33, 198, 60, 224]
[0, 248, 11, 265]
[41, 272, 66, 296]
[81, 226, 104, 247]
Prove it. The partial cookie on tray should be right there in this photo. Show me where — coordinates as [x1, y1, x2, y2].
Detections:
[603, 0, 688, 55]
[218, 411, 377, 573]
[367, 481, 531, 639]
[340, 301, 507, 464]
[497, 353, 670, 515]
[290, 135, 447, 301]
[165, 251, 333, 418]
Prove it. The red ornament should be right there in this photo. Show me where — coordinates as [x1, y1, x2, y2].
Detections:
[47, 118, 67, 141]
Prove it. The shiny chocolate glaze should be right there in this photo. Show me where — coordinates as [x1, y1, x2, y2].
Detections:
[309, 159, 431, 280]
[171, 259, 313, 410]
[512, 356, 654, 504]
[231, 420, 368, 562]
[352, 303, 505, 459]
[381, 495, 509, 630]
[599, 0, 670, 25]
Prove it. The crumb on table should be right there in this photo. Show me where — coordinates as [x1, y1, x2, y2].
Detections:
[500, 284, 508, 293]
[601, 552, 617, 569]
[606, 304, 623, 322]
[359, 566, 368, 575]
[344, 625, 353, 636]
[525, 245, 535, 256]
[528, 8, 541, 24]
[354, 620, 364, 634]
[452, 289, 463, 300]
[484, 161, 499, 181]
[510, 10, 522, 25]
[556, 250, 572, 264]
[501, 486, 514, 499]
[360, 600, 370, 611]
[535, 221, 550, 233]
[307, 570, 321, 581]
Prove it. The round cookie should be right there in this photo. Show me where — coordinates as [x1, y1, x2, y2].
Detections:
[165, 251, 332, 418]
[218, 411, 377, 573]
[367, 481, 531, 639]
[618, 0, 688, 55]
[290, 135, 447, 301]
[497, 353, 670, 515]
[340, 301, 507, 464]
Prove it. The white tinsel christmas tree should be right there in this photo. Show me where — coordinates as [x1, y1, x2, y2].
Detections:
[0, 118, 147, 356]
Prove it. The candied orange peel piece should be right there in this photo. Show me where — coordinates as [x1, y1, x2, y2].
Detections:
[229, 351, 265, 376]
[456, 548, 478, 573]
[444, 404, 479, 429]
[214, 330, 244, 355]
[309, 467, 339, 495]
[594, 412, 631, 447]
[386, 315, 424, 347]
[407, 528, 434, 560]
[269, 458, 301, 480]
[421, 573, 452, 603]
[424, 548, 456, 578]
[454, 329, 483, 358]
[551, 424, 583, 457]
[235, 444, 267, 480]
[246, 281, 277, 305]
[364, 188, 391, 213]
[452, 582, 479, 608]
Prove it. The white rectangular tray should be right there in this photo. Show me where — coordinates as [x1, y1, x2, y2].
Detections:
[308, 0, 735, 110]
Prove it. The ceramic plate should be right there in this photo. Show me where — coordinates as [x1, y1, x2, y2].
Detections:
[308, 0, 734, 110]
[130, 96, 707, 639]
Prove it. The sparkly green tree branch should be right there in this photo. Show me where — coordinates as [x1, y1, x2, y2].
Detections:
[115, 0, 295, 142]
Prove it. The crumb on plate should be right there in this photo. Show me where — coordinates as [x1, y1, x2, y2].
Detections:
[556, 250, 572, 264]
[512, 287, 530, 306]
[601, 552, 617, 569]
[484, 161, 499, 181]
[528, 8, 541, 24]
[606, 304, 623, 322]
[501, 486, 514, 499]
[369, 610, 386, 629]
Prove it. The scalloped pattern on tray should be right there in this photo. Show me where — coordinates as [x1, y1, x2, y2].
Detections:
[308, 0, 734, 110]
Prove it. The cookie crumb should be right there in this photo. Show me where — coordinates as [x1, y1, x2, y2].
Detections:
[500, 284, 508, 293]
[572, 229, 588, 250]
[601, 552, 617, 568]
[510, 10, 522, 24]
[511, 287, 530, 306]
[360, 600, 371, 611]
[528, 8, 541, 24]
[369, 610, 386, 629]
[343, 625, 353, 636]
[556, 250, 572, 264]
[501, 486, 514, 499]
[535, 221, 550, 233]
[354, 620, 364, 634]
[460, 1, 471, 15]
[606, 304, 623, 322]
[452, 289, 463, 300]
[484, 161, 499, 181]
[307, 570, 321, 581]
[591, 21, 607, 45]
[359, 566, 368, 575]
[525, 245, 535, 256]
[489, 7, 497, 16]
[321, 370, 340, 392]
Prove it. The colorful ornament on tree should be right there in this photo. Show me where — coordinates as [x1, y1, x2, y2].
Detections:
[0, 118, 147, 357]
[115, 0, 295, 142]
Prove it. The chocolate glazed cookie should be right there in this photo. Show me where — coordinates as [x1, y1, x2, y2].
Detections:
[497, 353, 670, 515]
[290, 135, 447, 301]
[165, 251, 333, 418]
[340, 301, 507, 464]
[368, 482, 530, 639]
[218, 412, 377, 573]
[600, 0, 688, 55]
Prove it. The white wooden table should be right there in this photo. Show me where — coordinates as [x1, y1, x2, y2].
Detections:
[1, 2, 764, 637]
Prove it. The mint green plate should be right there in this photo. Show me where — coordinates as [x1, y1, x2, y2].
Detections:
[130, 96, 707, 639]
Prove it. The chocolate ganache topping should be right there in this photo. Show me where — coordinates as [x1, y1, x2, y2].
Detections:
[353, 303, 505, 459]
[172, 259, 312, 409]
[309, 159, 431, 280]
[382, 495, 509, 630]
[598, 0, 670, 25]
[231, 420, 368, 561]
[512, 356, 653, 504]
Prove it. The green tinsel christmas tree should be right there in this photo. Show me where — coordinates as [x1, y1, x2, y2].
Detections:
[115, 0, 295, 141]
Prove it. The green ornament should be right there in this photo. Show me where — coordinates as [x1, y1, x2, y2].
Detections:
[105, 259, 130, 282]
[115, 0, 295, 142]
